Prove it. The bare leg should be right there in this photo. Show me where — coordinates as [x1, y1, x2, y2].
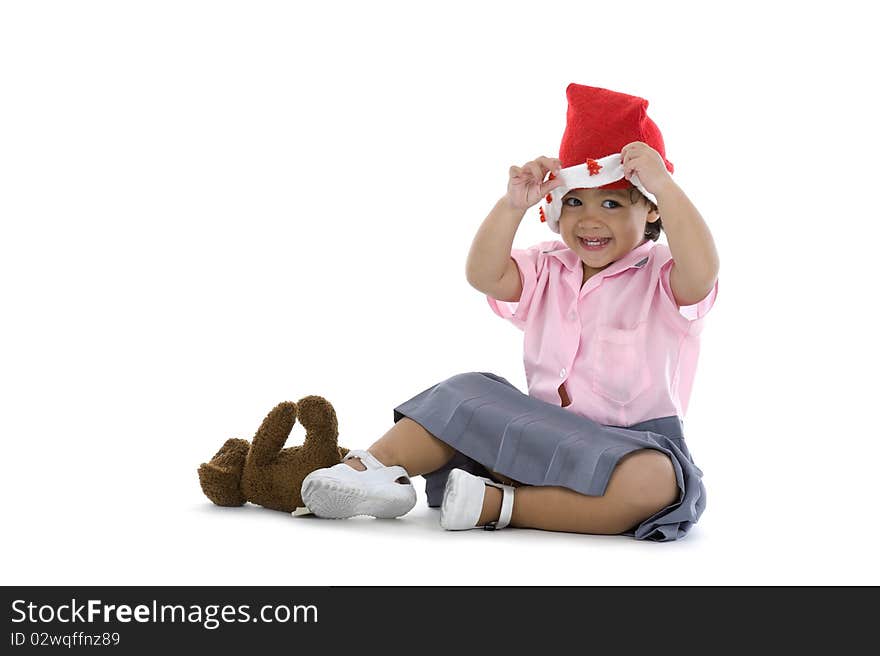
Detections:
[343, 419, 678, 535]
[477, 449, 680, 534]
[344, 417, 456, 477]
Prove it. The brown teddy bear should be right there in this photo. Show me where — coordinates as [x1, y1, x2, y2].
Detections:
[198, 396, 349, 513]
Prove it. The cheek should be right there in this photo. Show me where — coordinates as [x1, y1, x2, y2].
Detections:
[626, 215, 647, 233]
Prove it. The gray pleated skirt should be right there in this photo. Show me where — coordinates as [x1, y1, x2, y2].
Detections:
[393, 371, 706, 542]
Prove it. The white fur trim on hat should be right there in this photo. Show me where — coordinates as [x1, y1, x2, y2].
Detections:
[540, 153, 657, 234]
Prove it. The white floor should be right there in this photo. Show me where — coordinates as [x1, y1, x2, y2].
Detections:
[4, 469, 876, 587]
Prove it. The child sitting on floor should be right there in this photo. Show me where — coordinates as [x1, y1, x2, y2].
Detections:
[301, 83, 719, 542]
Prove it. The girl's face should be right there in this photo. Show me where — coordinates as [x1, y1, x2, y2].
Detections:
[558, 187, 659, 281]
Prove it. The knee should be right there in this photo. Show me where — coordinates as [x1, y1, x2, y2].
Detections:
[622, 450, 680, 516]
[445, 372, 489, 387]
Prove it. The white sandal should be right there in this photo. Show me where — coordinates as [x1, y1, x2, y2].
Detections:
[440, 468, 515, 531]
[300, 449, 417, 519]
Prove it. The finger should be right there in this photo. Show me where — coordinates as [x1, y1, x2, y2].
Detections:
[543, 156, 564, 176]
[538, 180, 559, 198]
[540, 178, 562, 196]
[524, 160, 544, 182]
[621, 143, 644, 158]
[622, 151, 643, 167]
[536, 156, 561, 174]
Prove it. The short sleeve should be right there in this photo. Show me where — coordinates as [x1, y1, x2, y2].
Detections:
[659, 258, 718, 323]
[485, 244, 545, 331]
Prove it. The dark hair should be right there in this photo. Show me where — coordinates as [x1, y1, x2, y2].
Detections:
[628, 187, 662, 242]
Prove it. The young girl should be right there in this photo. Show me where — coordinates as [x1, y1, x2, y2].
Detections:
[301, 83, 719, 541]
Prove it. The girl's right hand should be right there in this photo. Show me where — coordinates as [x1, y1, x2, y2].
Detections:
[506, 156, 564, 211]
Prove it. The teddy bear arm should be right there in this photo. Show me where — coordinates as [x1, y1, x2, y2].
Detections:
[249, 401, 297, 466]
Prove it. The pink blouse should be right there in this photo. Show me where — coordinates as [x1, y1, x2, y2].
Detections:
[487, 238, 718, 427]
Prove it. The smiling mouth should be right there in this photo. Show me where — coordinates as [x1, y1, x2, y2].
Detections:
[579, 237, 612, 250]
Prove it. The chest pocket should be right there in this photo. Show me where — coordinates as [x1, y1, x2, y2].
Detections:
[589, 322, 652, 406]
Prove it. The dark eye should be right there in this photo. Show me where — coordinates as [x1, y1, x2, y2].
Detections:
[562, 197, 620, 208]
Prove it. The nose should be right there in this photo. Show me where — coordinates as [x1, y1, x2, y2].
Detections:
[577, 219, 606, 232]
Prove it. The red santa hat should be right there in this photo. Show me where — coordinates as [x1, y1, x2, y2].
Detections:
[539, 83, 674, 233]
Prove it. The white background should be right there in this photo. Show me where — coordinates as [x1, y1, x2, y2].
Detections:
[2, 0, 878, 586]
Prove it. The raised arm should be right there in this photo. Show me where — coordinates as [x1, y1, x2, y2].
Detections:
[654, 180, 720, 306]
[465, 196, 526, 302]
[618, 141, 719, 306]
[466, 156, 562, 302]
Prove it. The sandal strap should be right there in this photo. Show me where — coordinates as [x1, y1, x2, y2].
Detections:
[483, 479, 515, 530]
[342, 449, 388, 470]
[496, 485, 514, 529]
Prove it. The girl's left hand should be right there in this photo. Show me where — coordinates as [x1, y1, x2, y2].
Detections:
[620, 141, 674, 197]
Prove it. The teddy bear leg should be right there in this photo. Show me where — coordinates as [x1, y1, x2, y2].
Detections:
[198, 438, 250, 507]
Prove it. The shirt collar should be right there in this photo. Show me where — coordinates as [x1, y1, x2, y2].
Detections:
[542, 239, 655, 277]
